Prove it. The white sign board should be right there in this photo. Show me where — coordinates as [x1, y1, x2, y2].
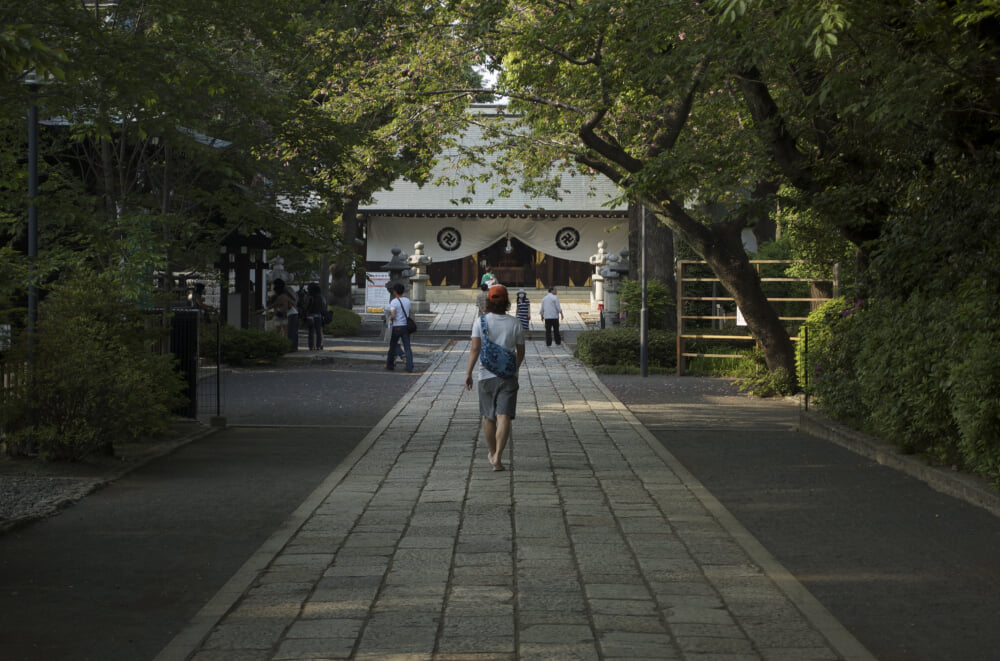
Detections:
[366, 272, 391, 313]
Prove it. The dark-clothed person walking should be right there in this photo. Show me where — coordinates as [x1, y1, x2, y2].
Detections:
[539, 286, 564, 346]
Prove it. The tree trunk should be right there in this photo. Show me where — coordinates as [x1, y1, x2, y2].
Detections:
[629, 204, 677, 327]
[330, 199, 361, 309]
[647, 195, 798, 382]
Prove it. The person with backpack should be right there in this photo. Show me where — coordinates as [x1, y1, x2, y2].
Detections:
[464, 284, 525, 471]
[304, 283, 327, 351]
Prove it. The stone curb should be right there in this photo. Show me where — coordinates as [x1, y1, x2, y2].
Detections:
[799, 409, 1000, 519]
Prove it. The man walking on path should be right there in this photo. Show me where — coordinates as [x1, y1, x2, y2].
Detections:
[465, 284, 525, 471]
[539, 286, 564, 346]
[385, 283, 414, 372]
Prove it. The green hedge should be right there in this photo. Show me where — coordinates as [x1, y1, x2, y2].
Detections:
[618, 279, 674, 330]
[796, 297, 863, 407]
[200, 324, 291, 365]
[1, 272, 187, 461]
[326, 305, 362, 336]
[799, 293, 1000, 486]
[575, 327, 676, 369]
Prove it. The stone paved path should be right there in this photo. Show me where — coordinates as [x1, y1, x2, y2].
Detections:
[422, 301, 592, 334]
[157, 341, 871, 661]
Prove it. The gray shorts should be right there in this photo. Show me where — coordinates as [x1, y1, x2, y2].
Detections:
[478, 376, 519, 421]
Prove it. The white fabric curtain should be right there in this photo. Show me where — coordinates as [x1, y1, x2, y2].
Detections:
[366, 216, 629, 264]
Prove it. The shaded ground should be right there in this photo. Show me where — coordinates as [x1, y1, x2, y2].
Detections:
[0, 362, 418, 661]
[600, 374, 1000, 661]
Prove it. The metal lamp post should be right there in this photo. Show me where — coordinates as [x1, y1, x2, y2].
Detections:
[26, 73, 41, 349]
[640, 205, 649, 377]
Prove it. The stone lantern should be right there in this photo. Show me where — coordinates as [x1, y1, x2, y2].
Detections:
[588, 240, 609, 312]
[382, 246, 412, 295]
[600, 252, 622, 325]
[381, 247, 412, 339]
[406, 241, 433, 314]
[614, 247, 631, 279]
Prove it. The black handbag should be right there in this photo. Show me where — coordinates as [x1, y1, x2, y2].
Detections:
[405, 307, 417, 333]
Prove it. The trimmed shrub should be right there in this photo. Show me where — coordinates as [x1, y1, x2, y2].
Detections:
[737, 366, 797, 398]
[950, 331, 1000, 480]
[200, 323, 290, 365]
[796, 296, 856, 395]
[575, 327, 676, 369]
[800, 290, 1000, 486]
[1, 272, 187, 461]
[326, 305, 362, 337]
[618, 279, 674, 330]
[796, 296, 868, 422]
[854, 298, 958, 458]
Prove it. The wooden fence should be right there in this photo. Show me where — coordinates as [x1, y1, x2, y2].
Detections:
[676, 260, 838, 376]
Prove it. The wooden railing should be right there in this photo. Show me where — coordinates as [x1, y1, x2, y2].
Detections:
[676, 260, 838, 376]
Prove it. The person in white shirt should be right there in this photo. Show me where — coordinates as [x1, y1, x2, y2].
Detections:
[385, 283, 414, 372]
[465, 284, 525, 471]
[539, 286, 564, 346]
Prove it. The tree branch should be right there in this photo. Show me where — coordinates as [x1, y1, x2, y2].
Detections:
[734, 66, 814, 190]
[647, 55, 709, 159]
[578, 105, 644, 173]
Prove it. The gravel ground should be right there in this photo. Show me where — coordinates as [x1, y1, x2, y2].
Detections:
[0, 421, 210, 533]
[0, 476, 100, 524]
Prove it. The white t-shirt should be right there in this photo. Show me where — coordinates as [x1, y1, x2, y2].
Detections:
[471, 313, 524, 379]
[389, 296, 411, 327]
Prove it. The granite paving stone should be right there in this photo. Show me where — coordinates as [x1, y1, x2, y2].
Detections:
[156, 337, 870, 661]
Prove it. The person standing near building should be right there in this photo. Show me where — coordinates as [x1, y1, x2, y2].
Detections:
[516, 288, 530, 330]
[476, 282, 490, 315]
[268, 278, 299, 351]
[385, 283, 414, 372]
[465, 285, 525, 471]
[304, 283, 327, 351]
[539, 286, 564, 346]
[188, 282, 216, 320]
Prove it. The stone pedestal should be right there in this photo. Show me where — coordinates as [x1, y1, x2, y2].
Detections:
[406, 241, 433, 314]
[600, 253, 622, 326]
[382, 246, 412, 296]
[589, 240, 609, 312]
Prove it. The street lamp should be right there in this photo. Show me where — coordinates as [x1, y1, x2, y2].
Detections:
[640, 205, 649, 377]
[25, 71, 42, 348]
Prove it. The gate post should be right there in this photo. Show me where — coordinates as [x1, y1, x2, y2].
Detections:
[170, 308, 200, 418]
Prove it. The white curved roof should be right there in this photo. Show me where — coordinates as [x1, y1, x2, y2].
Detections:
[361, 106, 626, 213]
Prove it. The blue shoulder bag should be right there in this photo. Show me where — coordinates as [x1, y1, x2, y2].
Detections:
[479, 315, 517, 378]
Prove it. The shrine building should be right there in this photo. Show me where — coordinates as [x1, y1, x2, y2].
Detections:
[359, 105, 630, 289]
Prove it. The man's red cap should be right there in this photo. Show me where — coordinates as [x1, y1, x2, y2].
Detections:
[488, 284, 508, 302]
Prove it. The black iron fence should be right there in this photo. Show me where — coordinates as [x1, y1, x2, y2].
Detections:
[150, 307, 224, 420]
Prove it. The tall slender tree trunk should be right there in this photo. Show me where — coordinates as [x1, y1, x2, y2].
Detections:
[330, 198, 361, 309]
[629, 204, 676, 327]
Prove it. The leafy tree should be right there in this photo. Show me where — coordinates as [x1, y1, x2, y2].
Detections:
[271, 0, 480, 299]
[448, 0, 801, 377]
[1, 268, 187, 460]
[0, 0, 315, 309]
